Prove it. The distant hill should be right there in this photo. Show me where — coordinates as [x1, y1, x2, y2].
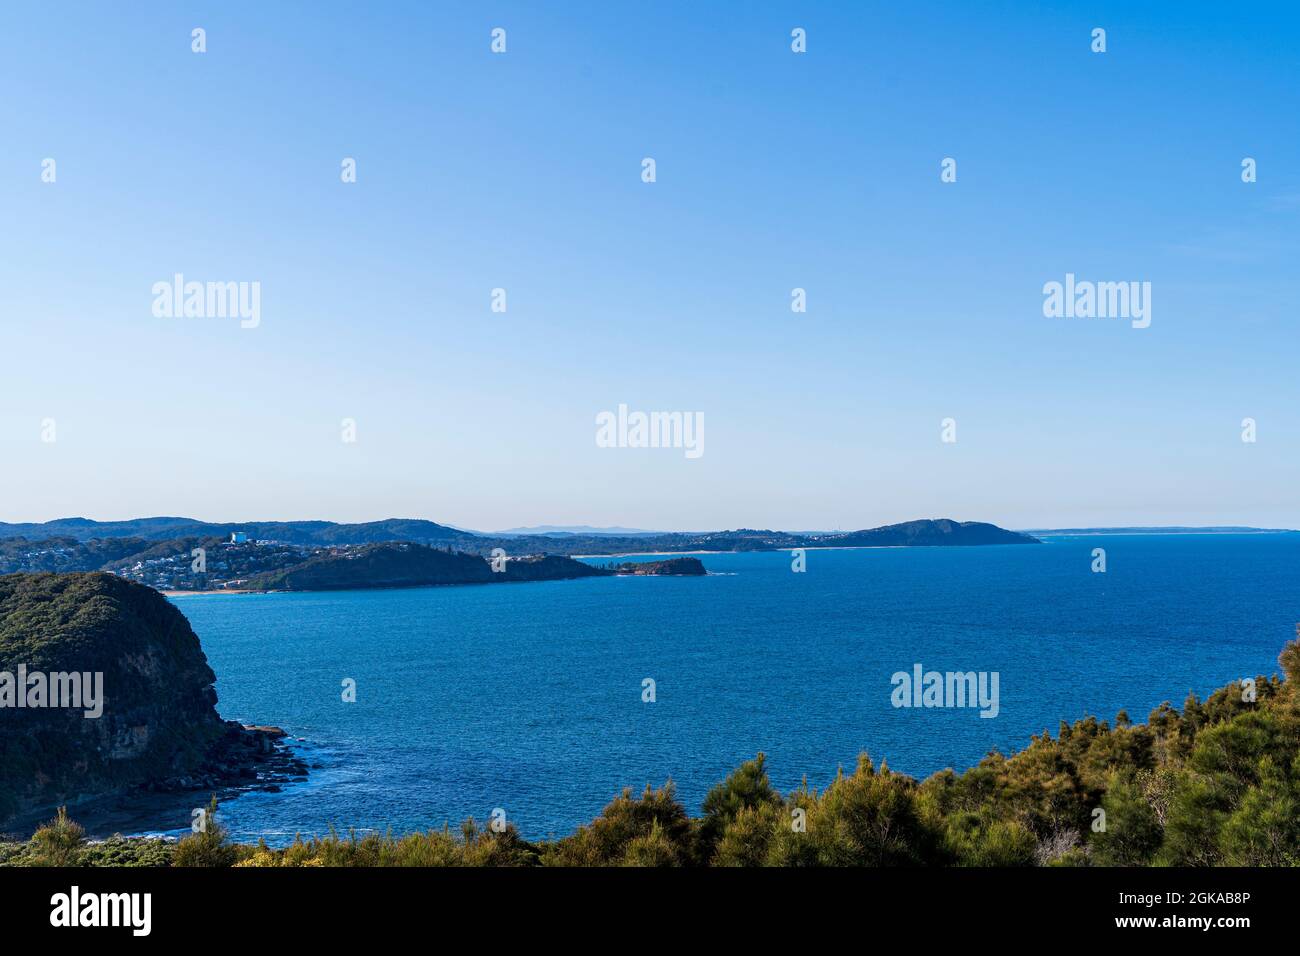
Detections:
[245, 545, 717, 591]
[0, 536, 154, 573]
[491, 519, 1038, 555]
[248, 543, 493, 590]
[0, 517, 477, 546]
[492, 525, 667, 537]
[0, 517, 207, 542]
[0, 519, 1035, 596]
[0, 518, 1038, 582]
[820, 519, 1038, 548]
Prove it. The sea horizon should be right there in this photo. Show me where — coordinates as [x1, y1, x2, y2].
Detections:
[76, 530, 1291, 845]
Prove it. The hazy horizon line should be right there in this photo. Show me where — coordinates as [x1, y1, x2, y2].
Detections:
[0, 515, 1296, 536]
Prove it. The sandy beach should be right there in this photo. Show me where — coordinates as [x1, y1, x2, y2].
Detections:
[161, 589, 259, 597]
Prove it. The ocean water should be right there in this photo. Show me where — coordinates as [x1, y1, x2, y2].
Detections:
[167, 534, 1300, 844]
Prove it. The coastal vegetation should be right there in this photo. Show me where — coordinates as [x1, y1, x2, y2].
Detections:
[599, 558, 708, 575]
[6, 635, 1297, 867]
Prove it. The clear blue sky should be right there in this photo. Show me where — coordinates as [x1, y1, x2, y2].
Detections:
[1, 1, 1297, 531]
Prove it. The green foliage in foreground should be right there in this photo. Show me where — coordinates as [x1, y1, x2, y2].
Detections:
[5, 638, 1299, 868]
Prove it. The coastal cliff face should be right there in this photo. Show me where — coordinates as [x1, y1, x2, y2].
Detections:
[0, 573, 228, 826]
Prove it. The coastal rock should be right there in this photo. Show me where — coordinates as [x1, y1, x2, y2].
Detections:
[0, 572, 302, 830]
[610, 558, 707, 576]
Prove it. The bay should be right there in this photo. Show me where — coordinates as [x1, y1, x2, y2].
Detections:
[167, 533, 1300, 843]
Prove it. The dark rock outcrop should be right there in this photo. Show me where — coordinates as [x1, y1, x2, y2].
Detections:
[611, 558, 707, 576]
[0, 572, 300, 829]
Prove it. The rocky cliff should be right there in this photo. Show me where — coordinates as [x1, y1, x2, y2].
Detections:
[0, 573, 282, 828]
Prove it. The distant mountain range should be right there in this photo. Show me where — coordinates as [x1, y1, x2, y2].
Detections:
[491, 525, 668, 537]
[0, 518, 1033, 594]
[0, 517, 478, 546]
[0, 517, 1038, 554]
[15, 518, 1297, 596]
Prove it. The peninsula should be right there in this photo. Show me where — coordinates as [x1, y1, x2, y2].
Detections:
[0, 518, 1035, 593]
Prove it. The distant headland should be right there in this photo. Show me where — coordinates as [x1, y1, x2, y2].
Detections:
[0, 518, 1035, 594]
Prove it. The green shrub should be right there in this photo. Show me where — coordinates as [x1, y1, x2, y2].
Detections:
[28, 807, 85, 867]
[1088, 773, 1163, 866]
[172, 796, 238, 868]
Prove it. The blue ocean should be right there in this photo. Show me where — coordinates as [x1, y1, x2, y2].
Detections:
[167, 534, 1299, 844]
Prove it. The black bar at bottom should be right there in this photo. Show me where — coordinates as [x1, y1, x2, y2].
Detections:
[0, 865, 1277, 942]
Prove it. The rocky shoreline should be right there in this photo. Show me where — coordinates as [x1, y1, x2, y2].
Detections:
[1, 722, 307, 840]
[0, 573, 312, 840]
[142, 722, 308, 796]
